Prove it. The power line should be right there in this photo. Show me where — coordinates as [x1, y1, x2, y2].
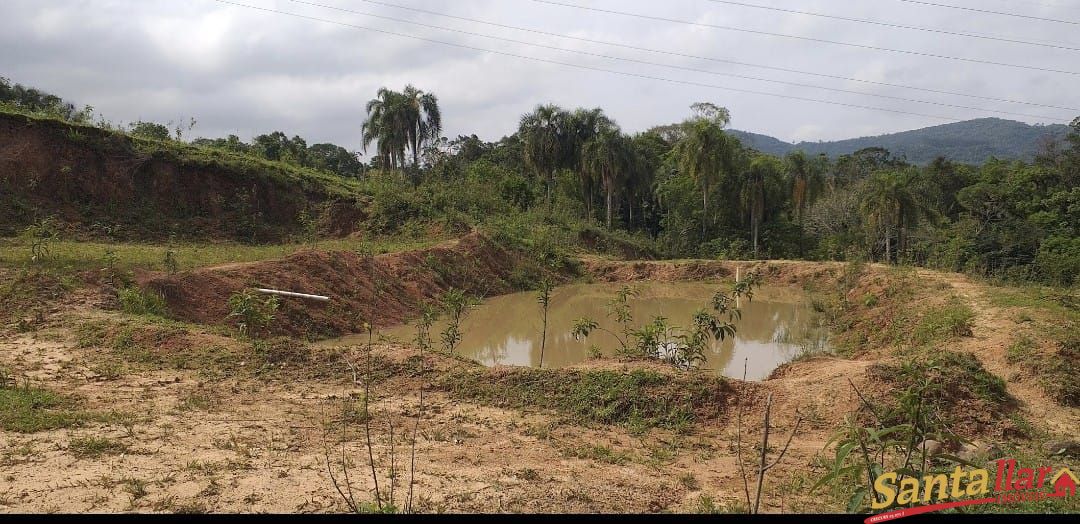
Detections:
[894, 0, 1080, 25]
[704, 0, 1080, 51]
[212, 0, 973, 123]
[284, 0, 1065, 121]
[529, 0, 1080, 75]
[331, 0, 1078, 113]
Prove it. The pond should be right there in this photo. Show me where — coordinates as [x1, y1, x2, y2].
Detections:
[342, 281, 830, 380]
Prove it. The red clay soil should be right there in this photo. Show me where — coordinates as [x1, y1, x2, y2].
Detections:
[143, 232, 557, 339]
[0, 112, 363, 241]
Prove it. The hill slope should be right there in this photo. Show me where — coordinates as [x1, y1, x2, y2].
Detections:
[731, 118, 1070, 164]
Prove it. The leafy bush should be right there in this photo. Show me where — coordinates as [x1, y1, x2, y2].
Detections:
[226, 289, 279, 338]
[118, 286, 169, 316]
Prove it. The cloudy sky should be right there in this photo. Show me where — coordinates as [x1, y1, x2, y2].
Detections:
[2, 0, 1077, 153]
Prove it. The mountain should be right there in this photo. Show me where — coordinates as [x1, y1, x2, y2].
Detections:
[730, 118, 1071, 165]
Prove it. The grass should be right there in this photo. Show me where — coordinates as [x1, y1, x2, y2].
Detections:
[0, 236, 444, 274]
[442, 367, 732, 430]
[69, 436, 128, 458]
[563, 444, 632, 465]
[911, 297, 975, 346]
[0, 379, 117, 433]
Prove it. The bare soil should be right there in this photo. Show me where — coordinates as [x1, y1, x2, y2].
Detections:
[1, 242, 1077, 514]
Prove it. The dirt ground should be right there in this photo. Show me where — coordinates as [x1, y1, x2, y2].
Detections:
[1, 252, 1077, 514]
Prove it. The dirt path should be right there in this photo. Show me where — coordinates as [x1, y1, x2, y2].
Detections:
[916, 269, 1079, 437]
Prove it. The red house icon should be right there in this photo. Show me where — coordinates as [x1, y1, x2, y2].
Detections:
[1051, 468, 1078, 497]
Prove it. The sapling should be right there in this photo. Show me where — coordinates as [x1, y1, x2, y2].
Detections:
[536, 278, 553, 368]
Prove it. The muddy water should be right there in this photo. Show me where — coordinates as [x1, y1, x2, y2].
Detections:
[342, 282, 829, 380]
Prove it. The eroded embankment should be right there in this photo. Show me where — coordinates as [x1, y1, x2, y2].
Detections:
[0, 111, 363, 241]
[142, 232, 567, 338]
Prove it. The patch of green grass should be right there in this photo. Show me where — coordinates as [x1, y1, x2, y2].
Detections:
[1006, 334, 1036, 364]
[911, 298, 975, 346]
[442, 367, 730, 430]
[118, 286, 169, 316]
[0, 381, 109, 433]
[0, 236, 442, 274]
[564, 444, 631, 465]
[69, 436, 128, 458]
[869, 350, 1011, 431]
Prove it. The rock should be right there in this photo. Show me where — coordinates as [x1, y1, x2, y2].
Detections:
[956, 442, 981, 463]
[917, 439, 944, 456]
[1044, 440, 1080, 457]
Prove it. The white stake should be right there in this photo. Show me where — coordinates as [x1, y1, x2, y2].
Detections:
[255, 288, 330, 302]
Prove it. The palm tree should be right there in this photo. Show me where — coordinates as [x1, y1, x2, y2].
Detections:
[361, 87, 408, 172]
[401, 85, 442, 169]
[743, 155, 783, 257]
[582, 128, 635, 229]
[519, 104, 570, 209]
[567, 108, 613, 222]
[786, 150, 810, 222]
[672, 119, 740, 238]
[861, 171, 927, 263]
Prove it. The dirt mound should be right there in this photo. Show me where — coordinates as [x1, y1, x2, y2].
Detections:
[143, 232, 556, 338]
[0, 112, 363, 241]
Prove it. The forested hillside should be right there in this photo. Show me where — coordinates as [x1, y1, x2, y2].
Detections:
[731, 118, 1070, 164]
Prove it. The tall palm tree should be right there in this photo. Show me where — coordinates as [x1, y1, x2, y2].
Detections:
[567, 108, 614, 222]
[401, 85, 442, 169]
[743, 155, 783, 257]
[582, 128, 634, 229]
[861, 171, 926, 263]
[361, 87, 408, 171]
[672, 119, 740, 238]
[786, 150, 810, 222]
[519, 104, 570, 209]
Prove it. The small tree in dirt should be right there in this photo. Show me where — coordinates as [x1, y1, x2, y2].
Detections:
[327, 323, 409, 514]
[572, 275, 760, 369]
[226, 289, 279, 338]
[536, 278, 554, 368]
[438, 288, 476, 354]
[412, 303, 439, 353]
[22, 217, 58, 264]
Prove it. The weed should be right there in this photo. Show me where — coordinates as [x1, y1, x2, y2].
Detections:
[118, 286, 169, 317]
[565, 444, 631, 465]
[911, 298, 975, 346]
[69, 436, 128, 458]
[678, 472, 700, 490]
[226, 289, 279, 338]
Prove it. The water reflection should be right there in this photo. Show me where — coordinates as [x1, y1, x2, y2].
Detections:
[362, 282, 830, 380]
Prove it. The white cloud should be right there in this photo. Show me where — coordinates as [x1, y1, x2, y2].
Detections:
[1, 0, 1075, 152]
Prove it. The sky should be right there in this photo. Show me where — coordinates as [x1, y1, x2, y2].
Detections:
[2, 0, 1078, 153]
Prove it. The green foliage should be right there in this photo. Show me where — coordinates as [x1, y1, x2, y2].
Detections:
[226, 289, 279, 338]
[21, 217, 59, 264]
[911, 299, 975, 346]
[117, 286, 169, 317]
[438, 288, 476, 354]
[0, 378, 109, 433]
[444, 367, 731, 430]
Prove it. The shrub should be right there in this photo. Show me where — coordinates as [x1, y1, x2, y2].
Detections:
[226, 289, 279, 338]
[117, 286, 169, 316]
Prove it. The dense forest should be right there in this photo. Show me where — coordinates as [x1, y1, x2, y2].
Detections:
[729, 118, 1070, 165]
[3, 77, 1078, 285]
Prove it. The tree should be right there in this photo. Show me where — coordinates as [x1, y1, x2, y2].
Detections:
[129, 121, 171, 141]
[401, 85, 442, 171]
[744, 155, 783, 257]
[362, 87, 409, 172]
[567, 108, 615, 222]
[519, 104, 571, 209]
[583, 127, 636, 229]
[672, 112, 740, 238]
[860, 170, 928, 263]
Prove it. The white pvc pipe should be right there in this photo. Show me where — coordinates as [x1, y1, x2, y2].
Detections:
[255, 288, 330, 302]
